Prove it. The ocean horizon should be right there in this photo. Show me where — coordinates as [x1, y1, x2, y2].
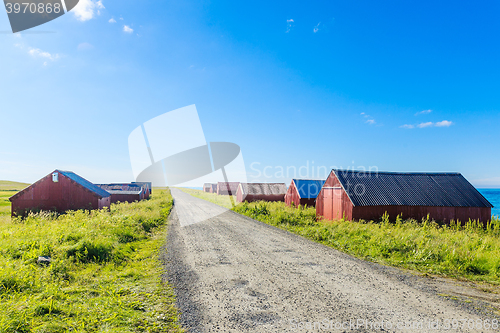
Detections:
[478, 189, 500, 218]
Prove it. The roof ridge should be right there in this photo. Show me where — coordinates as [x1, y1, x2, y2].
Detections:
[332, 169, 461, 175]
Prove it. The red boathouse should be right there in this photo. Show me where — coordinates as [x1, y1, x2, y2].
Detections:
[217, 182, 240, 195]
[285, 179, 325, 207]
[316, 169, 493, 223]
[236, 183, 287, 203]
[9, 170, 111, 217]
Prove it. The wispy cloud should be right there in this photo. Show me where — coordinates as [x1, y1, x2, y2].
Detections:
[29, 48, 59, 60]
[286, 19, 294, 33]
[415, 109, 432, 116]
[435, 120, 453, 127]
[28, 47, 60, 66]
[313, 22, 321, 33]
[123, 25, 133, 33]
[417, 122, 434, 128]
[401, 120, 453, 129]
[15, 41, 61, 66]
[72, 0, 105, 22]
[109, 18, 116, 23]
[361, 112, 376, 125]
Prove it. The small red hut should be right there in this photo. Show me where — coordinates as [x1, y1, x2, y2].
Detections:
[236, 183, 287, 203]
[9, 170, 111, 217]
[316, 169, 493, 223]
[285, 179, 325, 207]
[97, 184, 144, 204]
[217, 182, 240, 195]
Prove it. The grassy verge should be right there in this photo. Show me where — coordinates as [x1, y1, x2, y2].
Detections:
[0, 189, 183, 333]
[181, 188, 500, 285]
[176, 188, 235, 209]
[234, 201, 500, 284]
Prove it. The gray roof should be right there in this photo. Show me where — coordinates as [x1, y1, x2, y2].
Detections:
[331, 169, 493, 208]
[9, 170, 110, 201]
[217, 182, 240, 193]
[97, 184, 143, 195]
[58, 171, 111, 198]
[132, 182, 151, 190]
[239, 183, 287, 195]
[107, 190, 143, 195]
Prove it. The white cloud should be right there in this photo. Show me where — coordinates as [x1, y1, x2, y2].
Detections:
[109, 18, 116, 23]
[361, 112, 376, 125]
[415, 109, 432, 116]
[286, 19, 294, 33]
[402, 120, 453, 129]
[435, 120, 453, 127]
[28, 48, 59, 61]
[313, 22, 321, 33]
[417, 122, 434, 128]
[123, 25, 133, 33]
[72, 0, 105, 22]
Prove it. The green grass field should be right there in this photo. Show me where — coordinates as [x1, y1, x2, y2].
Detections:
[183, 188, 500, 285]
[0, 180, 29, 191]
[0, 189, 183, 333]
[0, 181, 29, 216]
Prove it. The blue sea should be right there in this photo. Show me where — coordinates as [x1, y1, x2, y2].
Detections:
[478, 189, 500, 218]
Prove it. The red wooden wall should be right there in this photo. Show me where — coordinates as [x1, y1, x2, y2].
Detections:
[316, 172, 354, 221]
[110, 193, 141, 204]
[316, 171, 492, 223]
[11, 173, 109, 217]
[285, 181, 317, 207]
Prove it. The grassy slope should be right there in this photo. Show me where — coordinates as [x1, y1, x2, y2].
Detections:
[182, 188, 500, 285]
[0, 181, 29, 191]
[0, 190, 183, 333]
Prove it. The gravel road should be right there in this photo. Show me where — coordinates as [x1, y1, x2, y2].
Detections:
[165, 188, 498, 332]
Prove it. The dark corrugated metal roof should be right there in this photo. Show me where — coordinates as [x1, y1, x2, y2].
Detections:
[132, 182, 151, 190]
[97, 184, 143, 195]
[240, 183, 287, 195]
[107, 190, 142, 195]
[332, 170, 493, 208]
[218, 182, 240, 192]
[293, 179, 325, 199]
[58, 170, 110, 198]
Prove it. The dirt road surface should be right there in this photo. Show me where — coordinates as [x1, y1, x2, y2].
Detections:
[165, 188, 499, 332]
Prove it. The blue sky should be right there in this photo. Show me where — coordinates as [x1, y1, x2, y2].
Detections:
[0, 0, 499, 187]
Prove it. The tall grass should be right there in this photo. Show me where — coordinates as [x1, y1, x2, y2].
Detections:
[233, 201, 500, 284]
[0, 190, 183, 333]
